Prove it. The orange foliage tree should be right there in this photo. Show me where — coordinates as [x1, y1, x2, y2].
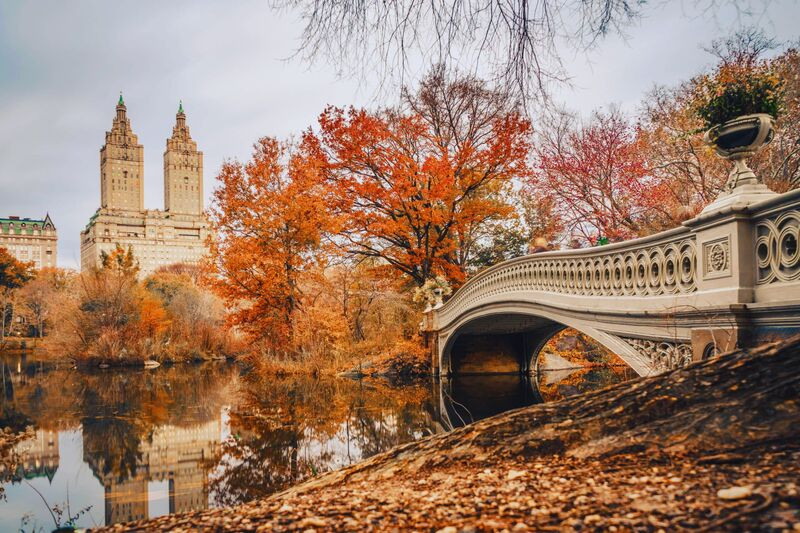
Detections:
[0, 246, 34, 341]
[206, 137, 332, 355]
[17, 267, 75, 338]
[298, 68, 532, 287]
[44, 245, 234, 365]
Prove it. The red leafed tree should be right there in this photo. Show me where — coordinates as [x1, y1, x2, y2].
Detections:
[298, 68, 532, 287]
[206, 138, 331, 353]
[530, 109, 666, 243]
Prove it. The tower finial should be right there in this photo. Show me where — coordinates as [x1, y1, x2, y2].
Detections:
[178, 100, 184, 114]
[118, 92, 124, 106]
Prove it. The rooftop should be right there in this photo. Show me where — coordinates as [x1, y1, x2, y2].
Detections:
[1, 214, 55, 235]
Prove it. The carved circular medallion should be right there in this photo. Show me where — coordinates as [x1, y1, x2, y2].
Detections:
[709, 243, 726, 272]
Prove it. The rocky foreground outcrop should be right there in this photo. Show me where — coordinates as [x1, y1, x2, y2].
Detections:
[101, 337, 800, 531]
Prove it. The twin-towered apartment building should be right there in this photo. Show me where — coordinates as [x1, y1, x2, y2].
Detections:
[79, 95, 210, 277]
[3, 96, 210, 276]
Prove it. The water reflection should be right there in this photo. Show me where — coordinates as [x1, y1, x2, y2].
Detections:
[210, 378, 435, 506]
[1, 362, 235, 529]
[440, 375, 541, 428]
[0, 357, 631, 530]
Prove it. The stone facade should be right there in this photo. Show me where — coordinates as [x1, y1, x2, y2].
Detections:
[81, 97, 209, 278]
[164, 102, 204, 215]
[101, 94, 145, 211]
[0, 214, 57, 269]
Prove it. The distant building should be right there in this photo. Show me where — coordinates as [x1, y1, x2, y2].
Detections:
[0, 214, 57, 269]
[80, 95, 210, 278]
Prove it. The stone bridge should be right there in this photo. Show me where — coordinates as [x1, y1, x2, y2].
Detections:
[424, 184, 800, 377]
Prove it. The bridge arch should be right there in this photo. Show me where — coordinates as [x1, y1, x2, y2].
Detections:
[438, 302, 654, 377]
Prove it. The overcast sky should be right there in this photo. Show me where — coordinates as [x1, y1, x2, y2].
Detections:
[1, 1, 798, 268]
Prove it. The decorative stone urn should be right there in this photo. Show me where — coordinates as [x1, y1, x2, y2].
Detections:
[700, 113, 778, 214]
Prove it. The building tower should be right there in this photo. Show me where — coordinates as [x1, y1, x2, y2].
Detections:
[100, 94, 145, 211]
[163, 101, 204, 215]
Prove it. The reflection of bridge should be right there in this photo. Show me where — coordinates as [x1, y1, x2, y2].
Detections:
[425, 184, 800, 377]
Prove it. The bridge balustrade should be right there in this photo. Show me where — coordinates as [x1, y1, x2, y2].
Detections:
[428, 187, 800, 378]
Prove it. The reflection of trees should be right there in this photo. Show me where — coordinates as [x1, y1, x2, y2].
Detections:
[79, 381, 153, 482]
[0, 361, 235, 484]
[210, 377, 435, 507]
[78, 364, 235, 484]
[0, 362, 81, 432]
[346, 381, 433, 459]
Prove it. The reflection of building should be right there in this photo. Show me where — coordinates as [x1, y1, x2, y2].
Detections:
[0, 215, 57, 269]
[104, 477, 149, 524]
[80, 96, 209, 278]
[1, 429, 60, 482]
[146, 421, 221, 514]
[88, 419, 221, 525]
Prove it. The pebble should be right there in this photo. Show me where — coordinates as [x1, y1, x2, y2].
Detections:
[717, 485, 753, 500]
[584, 514, 602, 524]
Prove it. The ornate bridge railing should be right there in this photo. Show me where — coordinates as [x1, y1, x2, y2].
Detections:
[753, 192, 800, 288]
[435, 227, 699, 329]
[428, 187, 800, 377]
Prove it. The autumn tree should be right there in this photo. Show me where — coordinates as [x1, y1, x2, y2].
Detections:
[145, 269, 231, 357]
[0, 247, 33, 341]
[17, 267, 74, 338]
[324, 260, 418, 350]
[206, 137, 331, 355]
[530, 108, 661, 243]
[0, 246, 33, 289]
[764, 47, 800, 188]
[635, 84, 728, 225]
[636, 29, 800, 230]
[47, 246, 161, 363]
[299, 68, 532, 287]
[50, 246, 144, 361]
[468, 193, 566, 271]
[101, 244, 140, 276]
[519, 194, 565, 246]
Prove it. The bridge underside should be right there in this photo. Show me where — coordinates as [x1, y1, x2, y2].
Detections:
[444, 314, 562, 375]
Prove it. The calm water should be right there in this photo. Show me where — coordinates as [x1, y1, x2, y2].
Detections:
[0, 353, 634, 531]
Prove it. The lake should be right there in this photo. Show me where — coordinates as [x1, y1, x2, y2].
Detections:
[0, 352, 634, 530]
